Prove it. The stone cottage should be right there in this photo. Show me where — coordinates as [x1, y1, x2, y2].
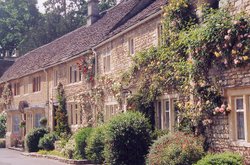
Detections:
[0, 0, 165, 147]
[1, 0, 250, 161]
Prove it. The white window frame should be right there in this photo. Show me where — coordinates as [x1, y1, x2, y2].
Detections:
[155, 94, 179, 132]
[104, 96, 119, 121]
[34, 113, 42, 128]
[235, 97, 245, 141]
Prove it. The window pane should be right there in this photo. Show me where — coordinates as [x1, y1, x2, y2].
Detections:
[35, 113, 42, 128]
[158, 101, 162, 129]
[166, 101, 170, 129]
[237, 112, 245, 140]
[236, 98, 243, 110]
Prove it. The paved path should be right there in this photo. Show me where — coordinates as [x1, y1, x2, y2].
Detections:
[0, 149, 67, 165]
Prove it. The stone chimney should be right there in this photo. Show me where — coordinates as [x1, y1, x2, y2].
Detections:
[87, 0, 99, 26]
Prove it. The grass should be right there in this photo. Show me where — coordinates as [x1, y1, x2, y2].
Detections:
[37, 150, 65, 158]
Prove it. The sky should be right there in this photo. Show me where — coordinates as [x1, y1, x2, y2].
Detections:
[37, 0, 46, 13]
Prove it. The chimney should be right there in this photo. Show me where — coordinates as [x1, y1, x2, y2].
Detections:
[87, 0, 99, 26]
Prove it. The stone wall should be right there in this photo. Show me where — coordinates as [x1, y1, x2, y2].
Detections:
[208, 64, 250, 163]
[207, 114, 250, 164]
[219, 0, 250, 15]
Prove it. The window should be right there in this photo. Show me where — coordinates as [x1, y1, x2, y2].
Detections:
[103, 48, 111, 73]
[105, 104, 119, 121]
[12, 115, 20, 133]
[54, 70, 59, 87]
[129, 38, 135, 55]
[34, 113, 42, 128]
[68, 103, 81, 125]
[23, 81, 28, 94]
[33, 76, 41, 92]
[157, 24, 164, 46]
[155, 96, 178, 131]
[13, 82, 20, 96]
[236, 97, 245, 140]
[0, 87, 3, 96]
[69, 65, 81, 83]
[75, 104, 78, 125]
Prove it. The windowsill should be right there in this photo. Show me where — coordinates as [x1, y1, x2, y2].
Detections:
[13, 95, 21, 98]
[231, 140, 250, 147]
[65, 81, 82, 87]
[32, 91, 42, 94]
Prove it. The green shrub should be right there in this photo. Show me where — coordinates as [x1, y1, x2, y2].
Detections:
[86, 125, 106, 164]
[25, 128, 48, 152]
[0, 139, 5, 148]
[0, 113, 6, 138]
[195, 152, 244, 165]
[75, 127, 93, 159]
[39, 117, 48, 127]
[61, 135, 81, 159]
[38, 132, 58, 151]
[148, 132, 204, 165]
[104, 111, 152, 165]
[151, 129, 169, 140]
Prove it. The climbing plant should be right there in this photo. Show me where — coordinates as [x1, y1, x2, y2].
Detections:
[123, 0, 250, 134]
[1, 83, 12, 108]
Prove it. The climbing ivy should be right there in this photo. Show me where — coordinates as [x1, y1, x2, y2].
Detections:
[123, 0, 250, 134]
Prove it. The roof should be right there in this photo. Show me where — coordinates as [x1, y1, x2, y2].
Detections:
[0, 59, 14, 77]
[0, 0, 166, 83]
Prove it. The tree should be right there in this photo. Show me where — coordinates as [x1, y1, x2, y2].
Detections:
[0, 0, 41, 57]
[55, 83, 70, 136]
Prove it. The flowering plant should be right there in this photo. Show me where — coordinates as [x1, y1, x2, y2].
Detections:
[213, 103, 231, 115]
[77, 55, 95, 83]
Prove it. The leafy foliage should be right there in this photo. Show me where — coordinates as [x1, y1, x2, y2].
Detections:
[55, 83, 70, 136]
[104, 112, 152, 165]
[61, 135, 81, 159]
[38, 132, 58, 151]
[195, 152, 243, 165]
[25, 128, 48, 152]
[0, 0, 41, 55]
[85, 125, 106, 164]
[74, 127, 93, 159]
[148, 132, 205, 165]
[0, 113, 6, 138]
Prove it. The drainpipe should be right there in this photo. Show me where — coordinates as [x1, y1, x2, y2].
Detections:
[43, 69, 50, 128]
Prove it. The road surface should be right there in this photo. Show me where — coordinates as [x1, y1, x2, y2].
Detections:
[0, 149, 67, 165]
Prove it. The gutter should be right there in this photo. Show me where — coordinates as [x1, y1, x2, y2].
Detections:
[0, 10, 162, 84]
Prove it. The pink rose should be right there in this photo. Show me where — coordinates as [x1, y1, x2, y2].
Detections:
[224, 35, 230, 40]
[221, 104, 226, 109]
